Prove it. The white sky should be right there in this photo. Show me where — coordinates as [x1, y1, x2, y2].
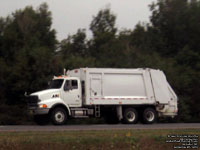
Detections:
[0, 0, 156, 41]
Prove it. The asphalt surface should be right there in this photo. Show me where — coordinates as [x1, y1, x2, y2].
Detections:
[0, 123, 200, 132]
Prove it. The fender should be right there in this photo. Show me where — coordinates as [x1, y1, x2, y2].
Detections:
[39, 98, 71, 116]
[50, 103, 71, 116]
[50, 102, 71, 116]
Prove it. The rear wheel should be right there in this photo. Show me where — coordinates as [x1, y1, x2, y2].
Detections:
[123, 108, 138, 124]
[51, 107, 67, 125]
[142, 108, 157, 124]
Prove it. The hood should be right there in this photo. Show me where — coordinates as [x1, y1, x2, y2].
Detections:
[31, 89, 61, 101]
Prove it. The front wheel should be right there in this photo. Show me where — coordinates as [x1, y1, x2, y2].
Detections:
[51, 107, 67, 125]
[142, 108, 157, 124]
[123, 108, 138, 124]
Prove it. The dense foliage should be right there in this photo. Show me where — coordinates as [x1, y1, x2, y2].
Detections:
[0, 0, 199, 124]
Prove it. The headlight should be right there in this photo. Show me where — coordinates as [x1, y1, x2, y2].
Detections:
[38, 104, 47, 108]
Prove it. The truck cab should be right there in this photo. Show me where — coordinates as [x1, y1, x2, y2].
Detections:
[27, 76, 83, 125]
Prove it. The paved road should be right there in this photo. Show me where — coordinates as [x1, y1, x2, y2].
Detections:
[0, 123, 200, 132]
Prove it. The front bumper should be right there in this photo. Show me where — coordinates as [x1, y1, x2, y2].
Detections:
[29, 108, 50, 115]
[27, 95, 50, 115]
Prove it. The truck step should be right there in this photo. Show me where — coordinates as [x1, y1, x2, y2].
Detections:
[95, 105, 101, 117]
[73, 116, 89, 118]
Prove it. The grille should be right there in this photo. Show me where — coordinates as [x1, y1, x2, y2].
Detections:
[27, 95, 40, 107]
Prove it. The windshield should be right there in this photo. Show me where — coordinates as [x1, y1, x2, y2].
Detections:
[49, 79, 64, 89]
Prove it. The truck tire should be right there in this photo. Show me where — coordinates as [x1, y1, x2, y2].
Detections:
[51, 107, 67, 125]
[123, 108, 138, 124]
[142, 108, 157, 124]
[34, 115, 49, 125]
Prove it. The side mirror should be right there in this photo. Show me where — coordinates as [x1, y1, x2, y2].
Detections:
[24, 92, 28, 97]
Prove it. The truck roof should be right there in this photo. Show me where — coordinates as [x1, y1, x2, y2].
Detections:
[79, 67, 156, 70]
[53, 76, 79, 80]
[70, 68, 160, 72]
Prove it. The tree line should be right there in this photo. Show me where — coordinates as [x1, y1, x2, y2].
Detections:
[0, 0, 199, 124]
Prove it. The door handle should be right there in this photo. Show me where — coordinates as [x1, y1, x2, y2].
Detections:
[78, 95, 80, 98]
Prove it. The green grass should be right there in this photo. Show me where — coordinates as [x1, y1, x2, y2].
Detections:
[0, 129, 199, 150]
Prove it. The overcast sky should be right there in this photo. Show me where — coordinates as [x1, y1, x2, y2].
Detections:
[0, 0, 156, 41]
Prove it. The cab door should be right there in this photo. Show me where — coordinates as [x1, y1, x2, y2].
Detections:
[62, 79, 81, 107]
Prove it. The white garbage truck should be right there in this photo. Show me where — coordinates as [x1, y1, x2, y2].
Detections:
[27, 68, 178, 125]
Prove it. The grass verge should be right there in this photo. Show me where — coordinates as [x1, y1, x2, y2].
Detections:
[0, 129, 199, 150]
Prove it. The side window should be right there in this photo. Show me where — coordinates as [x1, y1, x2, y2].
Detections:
[64, 80, 70, 91]
[64, 80, 78, 91]
[71, 80, 78, 89]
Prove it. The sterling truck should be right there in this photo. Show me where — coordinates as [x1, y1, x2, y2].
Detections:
[27, 68, 178, 125]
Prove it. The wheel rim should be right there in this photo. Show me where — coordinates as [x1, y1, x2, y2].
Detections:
[145, 111, 154, 122]
[55, 111, 65, 123]
[126, 111, 136, 122]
